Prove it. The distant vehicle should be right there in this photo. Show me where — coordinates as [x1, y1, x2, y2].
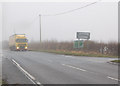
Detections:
[9, 34, 28, 51]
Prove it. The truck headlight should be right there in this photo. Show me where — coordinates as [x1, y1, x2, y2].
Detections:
[17, 47, 19, 49]
[25, 47, 27, 49]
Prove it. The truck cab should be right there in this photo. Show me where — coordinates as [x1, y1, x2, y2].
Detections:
[9, 34, 28, 51]
[15, 38, 28, 51]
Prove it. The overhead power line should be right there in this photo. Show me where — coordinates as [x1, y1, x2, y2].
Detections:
[30, 0, 101, 23]
[42, 0, 101, 16]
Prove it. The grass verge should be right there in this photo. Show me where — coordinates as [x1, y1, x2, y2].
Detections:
[32, 49, 118, 58]
[111, 60, 120, 63]
[1, 79, 8, 84]
[0, 80, 1, 85]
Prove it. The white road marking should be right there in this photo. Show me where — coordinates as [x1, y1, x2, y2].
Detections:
[64, 56, 73, 58]
[62, 64, 86, 72]
[36, 81, 41, 84]
[26, 74, 36, 84]
[11, 59, 42, 85]
[107, 76, 120, 81]
[12, 59, 35, 80]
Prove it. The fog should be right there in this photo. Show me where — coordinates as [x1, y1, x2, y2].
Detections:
[1, 1, 118, 43]
[0, 3, 2, 49]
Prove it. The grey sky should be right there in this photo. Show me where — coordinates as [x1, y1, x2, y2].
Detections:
[1, 1, 118, 42]
[0, 3, 2, 43]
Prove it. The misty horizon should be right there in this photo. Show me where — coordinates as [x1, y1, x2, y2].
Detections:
[0, 1, 118, 43]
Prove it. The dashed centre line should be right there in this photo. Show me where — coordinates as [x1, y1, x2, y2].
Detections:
[107, 76, 120, 81]
[62, 63, 119, 82]
[64, 56, 73, 58]
[62, 64, 87, 72]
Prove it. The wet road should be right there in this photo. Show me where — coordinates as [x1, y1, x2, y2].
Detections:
[2, 50, 119, 84]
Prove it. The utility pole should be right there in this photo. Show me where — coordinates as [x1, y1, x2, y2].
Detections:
[13, 25, 16, 34]
[39, 14, 42, 43]
[13, 27, 16, 34]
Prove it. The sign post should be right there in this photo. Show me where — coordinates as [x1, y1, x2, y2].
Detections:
[74, 32, 90, 49]
[73, 40, 84, 48]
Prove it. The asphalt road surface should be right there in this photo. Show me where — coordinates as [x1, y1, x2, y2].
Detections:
[0, 49, 2, 85]
[2, 50, 119, 84]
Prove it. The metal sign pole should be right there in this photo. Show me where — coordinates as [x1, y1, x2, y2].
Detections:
[78, 39, 80, 49]
[87, 38, 90, 51]
[39, 14, 42, 43]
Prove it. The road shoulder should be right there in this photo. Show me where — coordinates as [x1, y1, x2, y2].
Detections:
[2, 57, 33, 84]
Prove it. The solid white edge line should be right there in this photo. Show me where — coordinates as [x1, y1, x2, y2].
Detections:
[11, 59, 42, 85]
[36, 81, 41, 84]
[107, 76, 120, 81]
[26, 73, 37, 84]
[62, 64, 86, 72]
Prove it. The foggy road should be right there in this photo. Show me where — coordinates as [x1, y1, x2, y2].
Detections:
[1, 1, 119, 85]
[2, 50, 119, 84]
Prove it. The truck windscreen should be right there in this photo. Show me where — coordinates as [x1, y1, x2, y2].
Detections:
[16, 39, 27, 42]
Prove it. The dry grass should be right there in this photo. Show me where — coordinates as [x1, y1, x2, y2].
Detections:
[2, 40, 118, 57]
[29, 40, 118, 57]
[35, 49, 117, 58]
[111, 60, 120, 63]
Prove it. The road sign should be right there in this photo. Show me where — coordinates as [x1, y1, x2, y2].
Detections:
[73, 40, 84, 48]
[77, 32, 90, 39]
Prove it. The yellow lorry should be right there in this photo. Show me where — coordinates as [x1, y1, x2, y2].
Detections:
[9, 34, 28, 51]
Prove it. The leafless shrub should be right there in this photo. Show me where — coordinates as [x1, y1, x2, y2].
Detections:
[29, 40, 118, 56]
[2, 39, 118, 56]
